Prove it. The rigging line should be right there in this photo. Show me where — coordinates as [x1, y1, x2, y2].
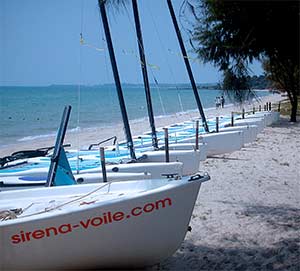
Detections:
[82, 42, 105, 52]
[145, 2, 179, 83]
[167, 0, 209, 132]
[153, 76, 166, 116]
[145, 1, 191, 120]
[123, 5, 167, 117]
[107, 5, 138, 74]
[167, 48, 198, 62]
[102, 37, 111, 83]
[80, 0, 84, 35]
[80, 32, 105, 52]
[101, 26, 120, 142]
[16, 182, 112, 219]
[178, 0, 196, 40]
[76, 0, 84, 173]
[99, 1, 136, 160]
[105, 7, 140, 79]
[146, 1, 191, 120]
[147, 13, 199, 120]
[131, 0, 158, 149]
[122, 49, 160, 70]
[149, 72, 167, 116]
[177, 89, 184, 112]
[121, 6, 155, 84]
[105, 6, 139, 144]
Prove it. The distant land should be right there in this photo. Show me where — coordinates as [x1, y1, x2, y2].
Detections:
[165, 75, 272, 90]
[198, 75, 272, 90]
[247, 75, 272, 90]
[0, 75, 271, 90]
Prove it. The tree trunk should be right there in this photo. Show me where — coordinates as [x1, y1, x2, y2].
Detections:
[290, 94, 298, 122]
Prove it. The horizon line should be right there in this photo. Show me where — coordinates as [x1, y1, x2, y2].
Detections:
[0, 82, 220, 88]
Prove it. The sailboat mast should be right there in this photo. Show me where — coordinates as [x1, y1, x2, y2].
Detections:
[98, 0, 136, 160]
[132, 0, 158, 149]
[46, 105, 74, 187]
[166, 0, 209, 133]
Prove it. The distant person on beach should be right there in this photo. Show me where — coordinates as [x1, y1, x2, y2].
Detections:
[215, 96, 221, 109]
[221, 96, 225, 108]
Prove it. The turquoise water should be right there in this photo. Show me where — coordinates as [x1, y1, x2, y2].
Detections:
[0, 84, 269, 147]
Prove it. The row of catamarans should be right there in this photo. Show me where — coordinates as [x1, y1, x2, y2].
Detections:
[0, 108, 279, 270]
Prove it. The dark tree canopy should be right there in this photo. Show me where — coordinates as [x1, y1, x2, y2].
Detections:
[190, 0, 299, 121]
[193, 1, 299, 67]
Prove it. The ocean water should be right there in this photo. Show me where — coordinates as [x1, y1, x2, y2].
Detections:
[0, 84, 269, 147]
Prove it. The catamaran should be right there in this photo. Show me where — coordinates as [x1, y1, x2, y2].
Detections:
[0, 101, 210, 270]
[0, 172, 209, 269]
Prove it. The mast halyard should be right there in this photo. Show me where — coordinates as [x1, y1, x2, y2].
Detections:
[98, 0, 136, 160]
[132, 0, 158, 149]
[166, 0, 209, 133]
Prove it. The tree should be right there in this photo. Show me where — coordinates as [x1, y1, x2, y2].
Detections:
[222, 68, 254, 105]
[189, 0, 299, 121]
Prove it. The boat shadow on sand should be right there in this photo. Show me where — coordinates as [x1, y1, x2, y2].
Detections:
[148, 204, 300, 271]
[150, 237, 299, 271]
[206, 155, 250, 161]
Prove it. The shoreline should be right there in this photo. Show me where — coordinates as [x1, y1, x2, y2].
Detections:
[1, 91, 298, 270]
[1, 93, 284, 157]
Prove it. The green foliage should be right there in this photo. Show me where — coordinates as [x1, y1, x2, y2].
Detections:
[262, 56, 299, 121]
[100, 0, 130, 14]
[223, 69, 248, 90]
[263, 58, 300, 94]
[279, 98, 300, 117]
[222, 68, 256, 104]
[193, 0, 299, 69]
[247, 75, 272, 90]
[189, 0, 299, 121]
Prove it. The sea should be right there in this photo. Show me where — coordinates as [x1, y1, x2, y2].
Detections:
[0, 84, 270, 148]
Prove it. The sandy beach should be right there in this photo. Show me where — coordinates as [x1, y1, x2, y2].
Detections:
[1, 92, 299, 270]
[0, 93, 283, 157]
[148, 111, 300, 270]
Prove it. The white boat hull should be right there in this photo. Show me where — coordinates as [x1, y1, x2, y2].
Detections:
[220, 125, 258, 144]
[159, 143, 207, 161]
[0, 172, 153, 192]
[246, 111, 280, 126]
[177, 131, 244, 156]
[142, 150, 201, 175]
[200, 131, 244, 156]
[233, 118, 265, 133]
[271, 111, 280, 123]
[0, 162, 184, 181]
[80, 161, 184, 179]
[0, 175, 209, 269]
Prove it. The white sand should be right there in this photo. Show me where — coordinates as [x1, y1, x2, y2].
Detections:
[2, 92, 299, 269]
[148, 116, 300, 270]
[0, 93, 283, 157]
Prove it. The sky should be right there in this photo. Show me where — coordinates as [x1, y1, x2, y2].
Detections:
[1, 0, 264, 86]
